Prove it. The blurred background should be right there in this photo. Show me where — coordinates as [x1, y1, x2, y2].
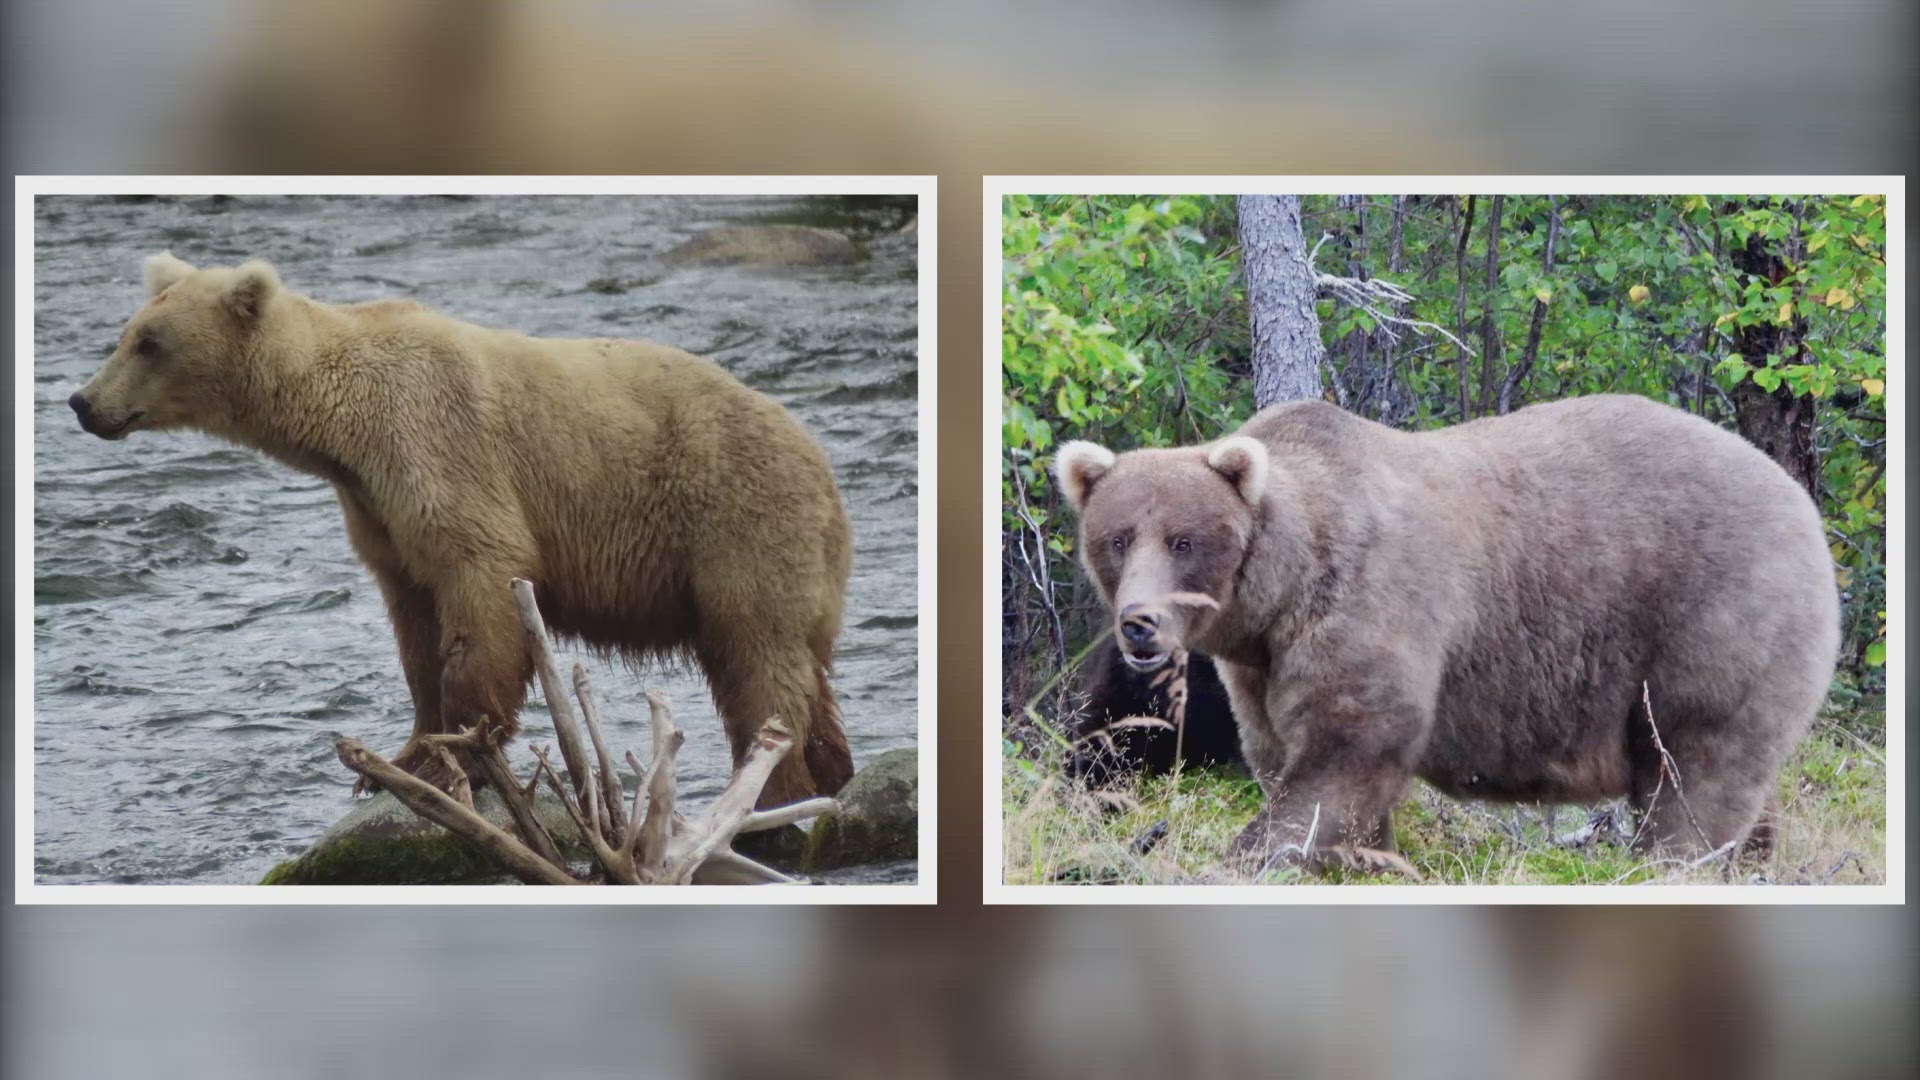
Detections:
[5, 0, 1913, 1077]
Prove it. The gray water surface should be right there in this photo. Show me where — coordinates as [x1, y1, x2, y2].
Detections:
[30, 194, 920, 885]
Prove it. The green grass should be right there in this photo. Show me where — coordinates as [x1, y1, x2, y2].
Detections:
[1001, 717, 1887, 887]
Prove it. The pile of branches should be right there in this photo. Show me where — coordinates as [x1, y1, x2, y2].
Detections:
[335, 578, 836, 885]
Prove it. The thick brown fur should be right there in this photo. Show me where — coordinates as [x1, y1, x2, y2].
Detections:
[73, 253, 855, 807]
[1057, 396, 1838, 872]
[1067, 645, 1242, 787]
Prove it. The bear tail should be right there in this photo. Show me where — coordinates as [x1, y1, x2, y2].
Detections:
[805, 665, 856, 796]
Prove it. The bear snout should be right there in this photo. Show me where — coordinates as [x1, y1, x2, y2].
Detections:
[1117, 604, 1172, 670]
[1119, 605, 1160, 645]
[69, 391, 138, 439]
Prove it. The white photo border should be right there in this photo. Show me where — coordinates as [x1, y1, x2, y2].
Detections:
[983, 175, 1905, 906]
[15, 174, 938, 905]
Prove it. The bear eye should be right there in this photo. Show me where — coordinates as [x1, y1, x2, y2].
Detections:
[133, 332, 159, 357]
[1170, 536, 1193, 553]
[1109, 535, 1129, 553]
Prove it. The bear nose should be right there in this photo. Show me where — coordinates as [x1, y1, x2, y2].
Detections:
[1119, 605, 1159, 646]
[68, 392, 93, 423]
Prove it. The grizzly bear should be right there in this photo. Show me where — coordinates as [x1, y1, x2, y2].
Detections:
[1066, 646, 1242, 787]
[71, 253, 854, 808]
[1055, 395, 1838, 874]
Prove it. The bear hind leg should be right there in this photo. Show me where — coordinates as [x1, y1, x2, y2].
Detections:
[700, 639, 846, 809]
[1626, 698, 1776, 862]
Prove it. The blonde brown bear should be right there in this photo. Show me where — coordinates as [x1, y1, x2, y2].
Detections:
[71, 253, 854, 807]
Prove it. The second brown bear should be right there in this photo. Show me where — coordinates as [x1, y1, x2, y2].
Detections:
[1056, 395, 1837, 874]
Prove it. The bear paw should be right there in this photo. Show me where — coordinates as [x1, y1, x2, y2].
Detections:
[351, 737, 482, 798]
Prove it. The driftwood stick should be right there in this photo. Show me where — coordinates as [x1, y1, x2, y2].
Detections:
[623, 750, 649, 848]
[573, 663, 628, 840]
[692, 848, 801, 885]
[509, 578, 595, 813]
[662, 718, 794, 883]
[738, 798, 839, 834]
[635, 693, 681, 869]
[434, 743, 475, 812]
[463, 729, 567, 871]
[335, 738, 581, 886]
[535, 765, 637, 884]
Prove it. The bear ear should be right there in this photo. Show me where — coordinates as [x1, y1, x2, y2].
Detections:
[143, 251, 196, 297]
[1206, 436, 1269, 506]
[225, 259, 281, 322]
[1055, 440, 1117, 511]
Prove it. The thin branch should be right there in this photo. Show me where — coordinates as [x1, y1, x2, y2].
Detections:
[509, 578, 595, 812]
[662, 719, 796, 883]
[572, 664, 628, 840]
[334, 738, 582, 886]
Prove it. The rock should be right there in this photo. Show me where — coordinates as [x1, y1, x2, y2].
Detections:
[262, 748, 917, 885]
[662, 224, 863, 269]
[803, 748, 917, 872]
[260, 787, 590, 885]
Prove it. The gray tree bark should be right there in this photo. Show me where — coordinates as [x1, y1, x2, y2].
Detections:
[1237, 194, 1326, 408]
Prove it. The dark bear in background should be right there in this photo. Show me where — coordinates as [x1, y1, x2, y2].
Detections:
[1066, 645, 1243, 786]
[1055, 395, 1839, 875]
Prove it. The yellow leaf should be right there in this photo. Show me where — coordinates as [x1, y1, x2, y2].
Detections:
[1861, 378, 1884, 397]
[1553, 360, 1574, 373]
[1835, 566, 1853, 587]
[1850, 194, 1881, 207]
[1534, 287, 1552, 304]
[1715, 311, 1738, 327]
[1776, 301, 1793, 324]
[1808, 232, 1829, 253]
[1825, 287, 1851, 307]
[1853, 233, 1872, 249]
[1628, 284, 1650, 304]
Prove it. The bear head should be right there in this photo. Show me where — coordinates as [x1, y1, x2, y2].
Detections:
[1055, 435, 1267, 672]
[70, 252, 283, 442]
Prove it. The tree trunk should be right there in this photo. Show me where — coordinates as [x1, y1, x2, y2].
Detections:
[1478, 194, 1504, 415]
[1726, 201, 1820, 500]
[1452, 195, 1477, 421]
[1500, 195, 1559, 415]
[1237, 194, 1326, 408]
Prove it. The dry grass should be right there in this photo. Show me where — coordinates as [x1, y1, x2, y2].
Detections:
[1001, 717, 1886, 887]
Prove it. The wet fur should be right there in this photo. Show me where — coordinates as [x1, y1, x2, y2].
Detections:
[74, 254, 855, 806]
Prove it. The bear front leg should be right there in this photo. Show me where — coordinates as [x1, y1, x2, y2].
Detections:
[1211, 658, 1284, 796]
[375, 577, 447, 787]
[337, 489, 444, 791]
[1227, 675, 1426, 879]
[423, 569, 533, 791]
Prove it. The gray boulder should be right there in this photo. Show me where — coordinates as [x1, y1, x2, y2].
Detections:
[261, 748, 918, 885]
[662, 224, 863, 269]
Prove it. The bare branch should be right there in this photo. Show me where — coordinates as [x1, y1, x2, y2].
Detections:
[662, 719, 795, 883]
[334, 738, 582, 886]
[509, 578, 595, 812]
[572, 663, 628, 840]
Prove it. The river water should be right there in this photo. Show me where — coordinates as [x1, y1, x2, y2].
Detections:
[29, 193, 920, 885]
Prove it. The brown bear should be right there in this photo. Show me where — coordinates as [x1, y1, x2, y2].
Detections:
[1055, 395, 1838, 874]
[70, 252, 854, 808]
[1066, 646, 1242, 788]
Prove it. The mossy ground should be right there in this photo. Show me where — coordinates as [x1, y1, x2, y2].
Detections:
[1001, 712, 1886, 888]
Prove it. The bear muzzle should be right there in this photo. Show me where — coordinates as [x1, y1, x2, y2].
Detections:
[69, 392, 141, 440]
[1117, 604, 1173, 671]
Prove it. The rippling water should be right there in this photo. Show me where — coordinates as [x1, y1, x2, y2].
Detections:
[30, 194, 920, 885]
